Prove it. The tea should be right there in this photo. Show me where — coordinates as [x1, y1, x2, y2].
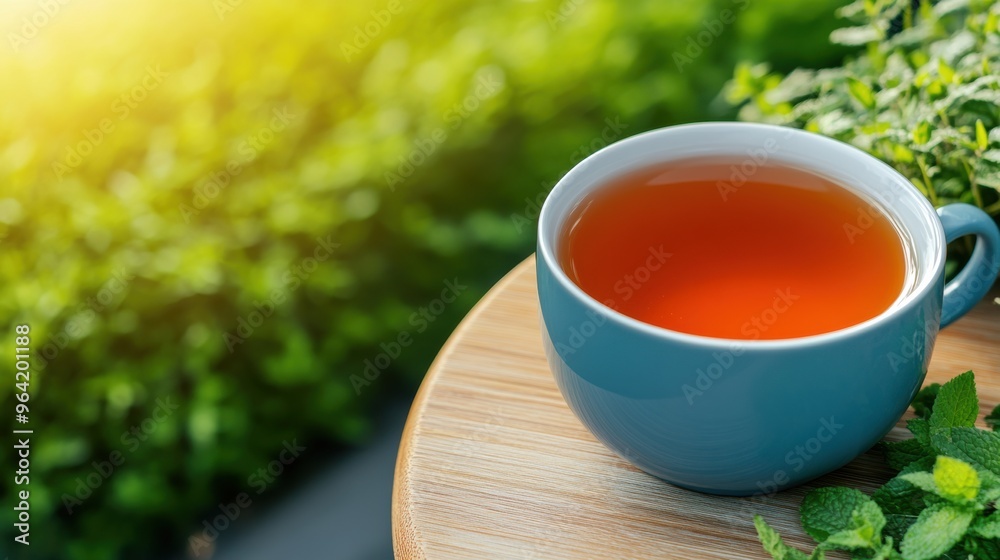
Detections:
[559, 160, 907, 340]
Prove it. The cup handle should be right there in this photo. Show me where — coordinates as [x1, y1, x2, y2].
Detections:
[937, 203, 1000, 327]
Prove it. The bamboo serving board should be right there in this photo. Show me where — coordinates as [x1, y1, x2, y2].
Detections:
[392, 256, 1000, 560]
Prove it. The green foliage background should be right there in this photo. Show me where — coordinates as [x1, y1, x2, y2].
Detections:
[728, 0, 1000, 226]
[0, 0, 847, 557]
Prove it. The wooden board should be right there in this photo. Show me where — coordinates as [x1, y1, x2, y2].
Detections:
[392, 256, 1000, 560]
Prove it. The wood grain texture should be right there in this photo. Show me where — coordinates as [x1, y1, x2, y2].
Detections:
[392, 256, 1000, 560]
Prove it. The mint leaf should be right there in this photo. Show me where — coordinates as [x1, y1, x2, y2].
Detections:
[870, 539, 904, 560]
[933, 456, 980, 504]
[754, 515, 811, 560]
[901, 471, 939, 494]
[907, 418, 931, 448]
[800, 488, 884, 545]
[749, 370, 994, 560]
[911, 384, 941, 420]
[876, 459, 936, 515]
[978, 471, 1000, 504]
[986, 404, 1000, 431]
[903, 456, 985, 505]
[728, 0, 1000, 257]
[875, 459, 936, 543]
[930, 427, 1000, 477]
[884, 438, 928, 470]
[872, 476, 924, 520]
[821, 501, 886, 551]
[881, 514, 916, 548]
[930, 371, 979, 430]
[900, 504, 975, 560]
[878, 510, 922, 545]
[969, 512, 1000, 539]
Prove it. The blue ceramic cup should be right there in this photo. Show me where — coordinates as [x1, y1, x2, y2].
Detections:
[536, 123, 1000, 496]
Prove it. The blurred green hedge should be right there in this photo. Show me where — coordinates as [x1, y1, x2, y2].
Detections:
[0, 0, 846, 557]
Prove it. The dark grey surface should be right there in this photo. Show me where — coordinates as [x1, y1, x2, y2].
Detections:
[209, 403, 408, 560]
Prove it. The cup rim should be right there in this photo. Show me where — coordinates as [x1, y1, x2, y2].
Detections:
[537, 122, 946, 349]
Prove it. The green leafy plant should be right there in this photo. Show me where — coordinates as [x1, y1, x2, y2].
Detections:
[754, 371, 1000, 559]
[0, 0, 851, 557]
[727, 0, 1000, 229]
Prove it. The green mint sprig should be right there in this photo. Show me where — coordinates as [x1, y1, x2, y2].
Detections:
[754, 371, 1000, 560]
[726, 0, 1000, 227]
[985, 404, 1000, 431]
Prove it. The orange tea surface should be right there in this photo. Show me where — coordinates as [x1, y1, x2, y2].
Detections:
[559, 161, 907, 339]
